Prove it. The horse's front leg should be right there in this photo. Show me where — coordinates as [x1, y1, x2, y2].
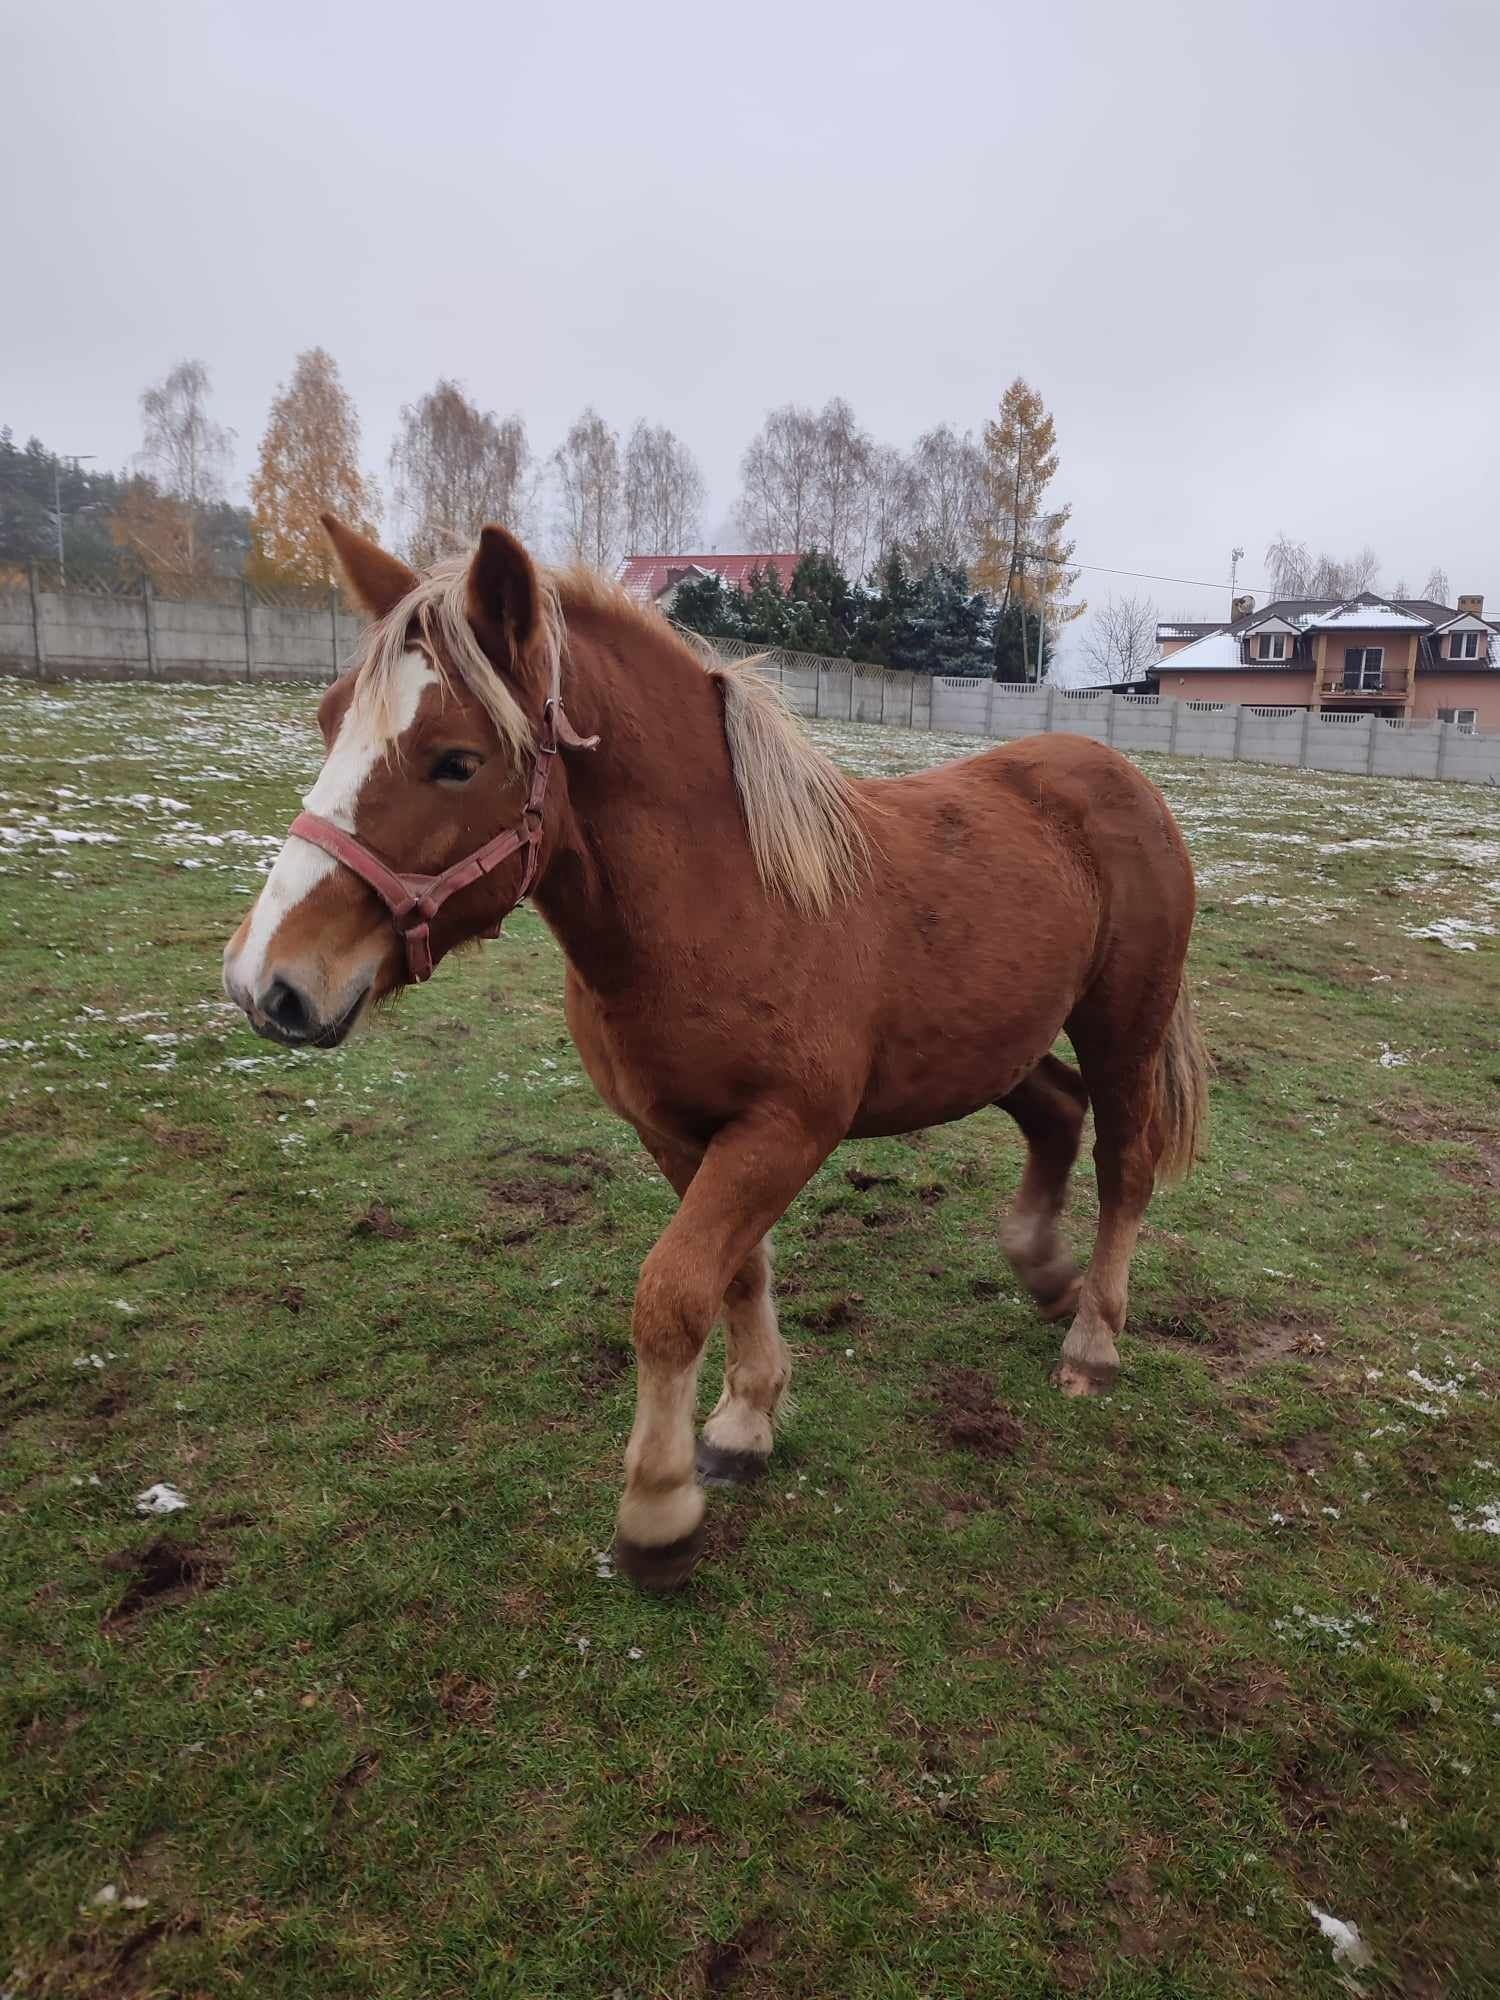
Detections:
[613, 1109, 829, 1592]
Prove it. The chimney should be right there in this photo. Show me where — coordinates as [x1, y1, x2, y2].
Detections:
[1457, 592, 1484, 618]
[1231, 594, 1254, 623]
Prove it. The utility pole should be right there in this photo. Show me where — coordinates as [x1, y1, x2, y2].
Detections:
[1229, 544, 1245, 619]
[54, 454, 96, 585]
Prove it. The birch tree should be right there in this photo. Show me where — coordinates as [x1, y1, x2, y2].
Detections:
[390, 379, 530, 567]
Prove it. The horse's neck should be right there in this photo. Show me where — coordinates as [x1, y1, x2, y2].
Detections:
[532, 607, 748, 990]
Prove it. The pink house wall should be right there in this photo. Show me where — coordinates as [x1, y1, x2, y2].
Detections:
[1157, 668, 1312, 706]
[1412, 673, 1500, 729]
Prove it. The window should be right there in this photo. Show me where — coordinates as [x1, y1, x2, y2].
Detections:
[1449, 630, 1481, 660]
[1256, 633, 1288, 661]
[1342, 646, 1383, 690]
[1438, 707, 1478, 734]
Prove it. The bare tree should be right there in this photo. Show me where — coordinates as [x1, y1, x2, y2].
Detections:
[1080, 593, 1159, 684]
[735, 404, 823, 551]
[390, 380, 530, 566]
[621, 421, 706, 554]
[1422, 564, 1451, 605]
[553, 407, 624, 570]
[814, 397, 874, 574]
[136, 358, 234, 574]
[855, 443, 918, 578]
[1264, 533, 1382, 601]
[906, 423, 985, 573]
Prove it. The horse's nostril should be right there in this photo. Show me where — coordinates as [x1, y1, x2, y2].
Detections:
[262, 976, 312, 1036]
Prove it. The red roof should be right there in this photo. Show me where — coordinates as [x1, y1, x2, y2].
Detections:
[616, 553, 801, 604]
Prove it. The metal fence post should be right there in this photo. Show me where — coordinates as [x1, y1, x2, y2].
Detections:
[27, 561, 47, 679]
[1298, 705, 1313, 770]
[1043, 684, 1057, 734]
[1168, 695, 1180, 754]
[1231, 701, 1246, 762]
[1436, 721, 1450, 781]
[1105, 691, 1117, 745]
[141, 574, 157, 680]
[1365, 716, 1378, 776]
[984, 672, 997, 737]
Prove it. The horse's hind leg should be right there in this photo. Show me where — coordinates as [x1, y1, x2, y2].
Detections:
[1053, 1035, 1161, 1397]
[696, 1236, 792, 1486]
[996, 1054, 1089, 1323]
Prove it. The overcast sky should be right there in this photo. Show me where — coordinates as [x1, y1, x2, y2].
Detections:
[7, 0, 1498, 641]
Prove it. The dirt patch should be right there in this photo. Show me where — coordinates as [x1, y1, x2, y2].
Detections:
[845, 1167, 899, 1192]
[435, 1676, 497, 1730]
[699, 1915, 778, 1995]
[1377, 1101, 1500, 1189]
[797, 1294, 867, 1339]
[352, 1201, 407, 1241]
[1134, 1295, 1336, 1375]
[927, 1367, 1024, 1460]
[970, 1276, 1003, 1300]
[103, 1538, 224, 1627]
[1277, 1430, 1332, 1475]
[1162, 1659, 1290, 1732]
[642, 1816, 714, 1856]
[149, 1122, 223, 1159]
[577, 1337, 632, 1397]
[332, 1748, 381, 1814]
[486, 1174, 599, 1245]
[25, 1912, 203, 1999]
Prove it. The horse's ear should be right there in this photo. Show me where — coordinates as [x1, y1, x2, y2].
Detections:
[467, 524, 540, 659]
[320, 514, 417, 620]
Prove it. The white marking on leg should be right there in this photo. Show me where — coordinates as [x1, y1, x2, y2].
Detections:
[226, 652, 436, 1000]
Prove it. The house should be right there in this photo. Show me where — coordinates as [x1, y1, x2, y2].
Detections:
[615, 553, 801, 615]
[1155, 590, 1499, 731]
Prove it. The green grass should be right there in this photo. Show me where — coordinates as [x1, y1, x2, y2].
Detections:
[2, 683, 1498, 1998]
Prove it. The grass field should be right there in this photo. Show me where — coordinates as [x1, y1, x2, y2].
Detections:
[3, 681, 1498, 1999]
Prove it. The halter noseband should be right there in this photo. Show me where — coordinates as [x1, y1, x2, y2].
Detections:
[288, 674, 596, 984]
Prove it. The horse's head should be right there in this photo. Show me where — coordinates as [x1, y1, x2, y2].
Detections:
[223, 516, 562, 1048]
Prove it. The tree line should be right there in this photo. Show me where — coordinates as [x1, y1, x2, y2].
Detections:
[2, 356, 1084, 660]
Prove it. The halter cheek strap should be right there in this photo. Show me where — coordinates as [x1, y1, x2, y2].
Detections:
[288, 692, 593, 984]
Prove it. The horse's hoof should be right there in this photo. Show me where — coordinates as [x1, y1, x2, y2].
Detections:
[1051, 1358, 1118, 1398]
[612, 1521, 707, 1593]
[695, 1438, 770, 1488]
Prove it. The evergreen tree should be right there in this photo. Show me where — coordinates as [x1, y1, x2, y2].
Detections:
[905, 564, 995, 677]
[740, 563, 790, 646]
[785, 549, 857, 656]
[854, 548, 921, 665]
[668, 572, 745, 641]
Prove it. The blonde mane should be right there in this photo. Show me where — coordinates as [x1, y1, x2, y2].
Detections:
[352, 554, 557, 765]
[704, 657, 872, 916]
[356, 551, 870, 915]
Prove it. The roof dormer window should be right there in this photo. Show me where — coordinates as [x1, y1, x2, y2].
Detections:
[1256, 633, 1288, 661]
[1449, 630, 1481, 660]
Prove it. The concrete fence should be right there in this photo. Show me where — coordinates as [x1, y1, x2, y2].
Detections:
[4, 579, 1497, 784]
[0, 574, 362, 684]
[926, 681, 1500, 784]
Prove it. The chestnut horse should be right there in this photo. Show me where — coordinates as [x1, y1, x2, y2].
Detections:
[223, 518, 1207, 1591]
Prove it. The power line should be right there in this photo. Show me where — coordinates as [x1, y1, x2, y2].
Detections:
[1021, 549, 1270, 595]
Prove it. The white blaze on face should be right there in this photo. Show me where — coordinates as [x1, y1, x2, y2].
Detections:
[225, 651, 438, 1003]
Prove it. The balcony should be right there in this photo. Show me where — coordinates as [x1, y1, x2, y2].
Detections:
[1319, 669, 1410, 702]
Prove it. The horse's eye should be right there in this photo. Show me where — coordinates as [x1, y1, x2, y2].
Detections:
[431, 751, 482, 786]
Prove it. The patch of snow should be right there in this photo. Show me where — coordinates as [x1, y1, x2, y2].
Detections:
[135, 1482, 188, 1516]
[1306, 1904, 1374, 1971]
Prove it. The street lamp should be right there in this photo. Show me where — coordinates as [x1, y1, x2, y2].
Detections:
[54, 455, 96, 585]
